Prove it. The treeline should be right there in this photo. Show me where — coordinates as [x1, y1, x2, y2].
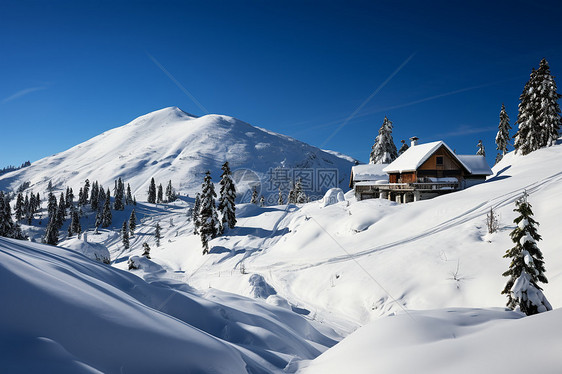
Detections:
[0, 161, 31, 177]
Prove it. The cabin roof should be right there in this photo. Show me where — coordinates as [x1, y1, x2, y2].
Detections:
[382, 140, 492, 176]
[351, 163, 388, 181]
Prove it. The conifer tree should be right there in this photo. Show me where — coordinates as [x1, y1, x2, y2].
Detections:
[126, 183, 133, 205]
[129, 209, 137, 237]
[147, 178, 157, 204]
[370, 116, 398, 164]
[294, 179, 307, 203]
[43, 217, 59, 245]
[288, 182, 296, 204]
[398, 139, 409, 155]
[56, 193, 66, 229]
[142, 243, 151, 259]
[113, 178, 125, 211]
[70, 209, 81, 237]
[122, 221, 129, 249]
[192, 193, 201, 235]
[250, 186, 258, 204]
[476, 140, 485, 156]
[496, 103, 511, 157]
[14, 192, 24, 222]
[102, 189, 112, 228]
[82, 179, 90, 205]
[154, 222, 162, 247]
[0, 192, 14, 237]
[278, 188, 284, 205]
[218, 162, 237, 232]
[78, 188, 84, 207]
[65, 187, 74, 208]
[502, 192, 551, 315]
[157, 184, 163, 204]
[199, 171, 219, 254]
[165, 180, 176, 202]
[97, 186, 105, 207]
[90, 181, 99, 211]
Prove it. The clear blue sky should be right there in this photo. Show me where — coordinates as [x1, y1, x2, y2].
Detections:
[1, 0, 561, 167]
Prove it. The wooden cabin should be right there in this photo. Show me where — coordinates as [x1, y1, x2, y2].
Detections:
[352, 139, 492, 202]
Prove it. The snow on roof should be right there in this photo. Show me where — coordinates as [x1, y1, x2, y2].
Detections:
[456, 155, 493, 176]
[383, 141, 492, 176]
[351, 163, 389, 181]
[383, 141, 445, 173]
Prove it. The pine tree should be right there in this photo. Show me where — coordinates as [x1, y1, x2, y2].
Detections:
[56, 193, 66, 229]
[476, 140, 485, 156]
[47, 191, 57, 219]
[218, 162, 237, 232]
[142, 243, 151, 259]
[514, 59, 562, 154]
[0, 192, 14, 237]
[250, 186, 258, 204]
[294, 179, 307, 204]
[288, 183, 296, 204]
[90, 181, 99, 210]
[502, 192, 551, 315]
[43, 217, 59, 245]
[496, 103, 511, 156]
[154, 222, 162, 247]
[102, 189, 112, 228]
[199, 171, 219, 254]
[126, 183, 133, 205]
[165, 180, 176, 202]
[157, 184, 163, 204]
[278, 188, 284, 205]
[98, 186, 105, 207]
[122, 221, 129, 249]
[370, 116, 398, 164]
[65, 187, 73, 208]
[398, 139, 409, 155]
[82, 179, 90, 205]
[129, 209, 137, 237]
[192, 193, 201, 235]
[113, 178, 124, 211]
[14, 192, 24, 221]
[70, 209, 81, 237]
[147, 177, 157, 204]
[259, 196, 265, 207]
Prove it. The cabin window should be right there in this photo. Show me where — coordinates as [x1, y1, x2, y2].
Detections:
[436, 156, 444, 166]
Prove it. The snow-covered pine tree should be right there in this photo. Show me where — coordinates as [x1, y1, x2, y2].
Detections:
[129, 209, 137, 236]
[70, 209, 81, 237]
[278, 188, 284, 205]
[369, 116, 398, 164]
[250, 187, 258, 205]
[56, 193, 66, 229]
[192, 193, 201, 235]
[66, 187, 74, 208]
[0, 192, 13, 237]
[97, 186, 105, 208]
[78, 188, 84, 207]
[90, 181, 99, 210]
[126, 183, 133, 205]
[218, 161, 237, 232]
[47, 191, 57, 219]
[157, 184, 163, 204]
[294, 179, 307, 204]
[259, 196, 265, 207]
[288, 183, 296, 204]
[82, 179, 90, 205]
[476, 140, 485, 156]
[398, 139, 409, 155]
[14, 192, 24, 222]
[142, 243, 151, 258]
[147, 178, 157, 203]
[534, 58, 561, 147]
[43, 216, 59, 245]
[199, 171, 219, 254]
[113, 178, 124, 211]
[496, 103, 511, 157]
[165, 180, 176, 202]
[122, 221, 129, 249]
[502, 192, 551, 315]
[154, 222, 162, 247]
[514, 68, 540, 155]
[102, 189, 112, 228]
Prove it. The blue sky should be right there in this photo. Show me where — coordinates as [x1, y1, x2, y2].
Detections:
[1, 0, 561, 167]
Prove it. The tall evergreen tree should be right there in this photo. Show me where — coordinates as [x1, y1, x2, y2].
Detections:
[154, 222, 162, 247]
[47, 191, 57, 219]
[192, 193, 201, 235]
[278, 188, 284, 205]
[502, 192, 551, 315]
[90, 181, 99, 211]
[370, 116, 398, 164]
[126, 183, 133, 205]
[294, 178, 307, 204]
[198, 171, 219, 254]
[102, 189, 112, 228]
[65, 187, 74, 208]
[147, 177, 157, 204]
[157, 184, 163, 204]
[218, 162, 236, 232]
[0, 192, 14, 237]
[129, 209, 137, 237]
[69, 209, 81, 237]
[142, 243, 151, 259]
[496, 103, 511, 156]
[97, 186, 105, 208]
[14, 192, 24, 222]
[56, 193, 66, 229]
[476, 140, 485, 156]
[43, 217, 59, 245]
[165, 180, 176, 202]
[114, 178, 125, 211]
[250, 187, 258, 204]
[122, 221, 129, 249]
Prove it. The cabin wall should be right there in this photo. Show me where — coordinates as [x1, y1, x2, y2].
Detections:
[418, 145, 464, 171]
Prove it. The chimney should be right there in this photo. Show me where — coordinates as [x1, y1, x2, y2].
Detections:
[410, 136, 419, 147]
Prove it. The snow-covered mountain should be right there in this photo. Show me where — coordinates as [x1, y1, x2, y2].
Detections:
[0, 107, 356, 201]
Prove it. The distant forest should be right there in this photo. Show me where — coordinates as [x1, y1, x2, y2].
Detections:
[0, 161, 31, 176]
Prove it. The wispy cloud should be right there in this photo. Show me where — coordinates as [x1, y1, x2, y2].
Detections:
[2, 86, 47, 103]
[433, 125, 497, 138]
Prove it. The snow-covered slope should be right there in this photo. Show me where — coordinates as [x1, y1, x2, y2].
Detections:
[0, 237, 338, 373]
[0, 107, 355, 201]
